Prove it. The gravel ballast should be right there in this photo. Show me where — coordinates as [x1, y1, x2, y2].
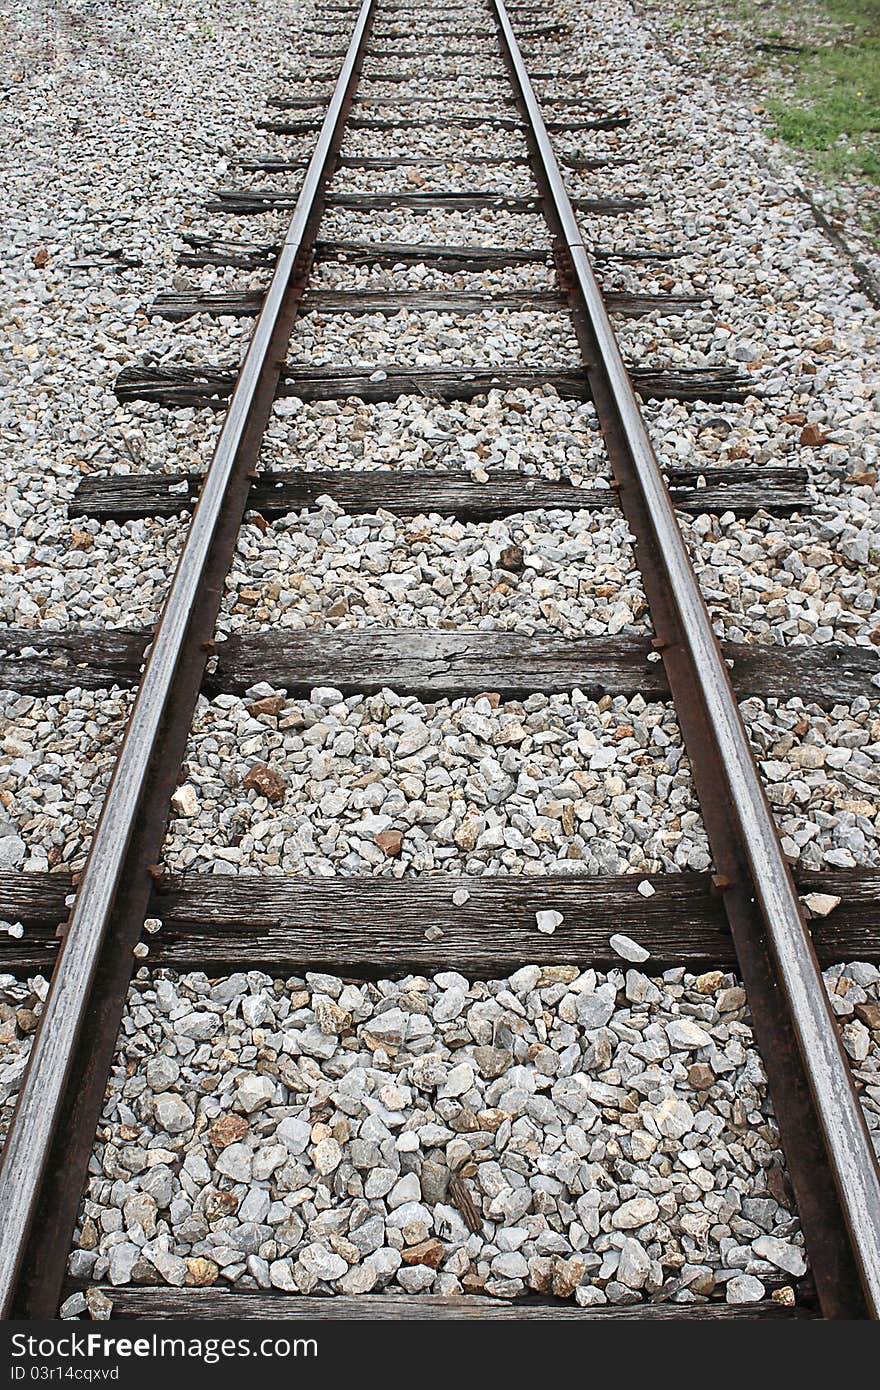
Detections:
[6, 686, 880, 880]
[3, 0, 880, 1318]
[60, 957, 880, 1306]
[68, 960, 815, 1306]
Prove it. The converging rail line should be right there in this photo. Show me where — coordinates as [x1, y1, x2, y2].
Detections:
[1, 0, 879, 1321]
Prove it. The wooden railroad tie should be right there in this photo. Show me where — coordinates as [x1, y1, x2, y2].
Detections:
[2, 868, 877, 975]
[2, 628, 874, 707]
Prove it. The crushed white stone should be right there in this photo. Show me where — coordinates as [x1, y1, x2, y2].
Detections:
[535, 910, 564, 935]
[609, 934, 650, 964]
[802, 893, 842, 918]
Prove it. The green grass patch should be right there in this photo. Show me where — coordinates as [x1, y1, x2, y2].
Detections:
[764, 3, 880, 186]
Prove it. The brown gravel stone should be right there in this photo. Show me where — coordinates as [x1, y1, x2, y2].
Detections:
[856, 1002, 880, 1031]
[718, 987, 746, 1013]
[247, 696, 285, 718]
[401, 1239, 445, 1268]
[800, 423, 829, 446]
[472, 1046, 512, 1078]
[185, 1258, 219, 1286]
[499, 544, 524, 571]
[552, 1255, 587, 1298]
[241, 764, 287, 802]
[695, 971, 723, 994]
[528, 1256, 553, 1293]
[375, 829, 404, 857]
[208, 1113, 250, 1150]
[772, 1285, 796, 1306]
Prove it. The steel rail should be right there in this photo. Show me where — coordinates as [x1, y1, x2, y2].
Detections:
[0, 0, 375, 1318]
[490, 0, 880, 1319]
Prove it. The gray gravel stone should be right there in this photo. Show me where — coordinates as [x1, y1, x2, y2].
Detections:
[751, 1234, 807, 1277]
[611, 1198, 659, 1230]
[107, 1243, 139, 1286]
[59, 1292, 87, 1319]
[0, 836, 25, 871]
[297, 1243, 348, 1282]
[146, 1056, 180, 1093]
[236, 1074, 275, 1113]
[726, 1274, 767, 1304]
[153, 1093, 194, 1135]
[214, 1143, 252, 1183]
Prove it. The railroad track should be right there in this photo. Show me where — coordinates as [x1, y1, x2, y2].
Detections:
[1, 0, 879, 1322]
